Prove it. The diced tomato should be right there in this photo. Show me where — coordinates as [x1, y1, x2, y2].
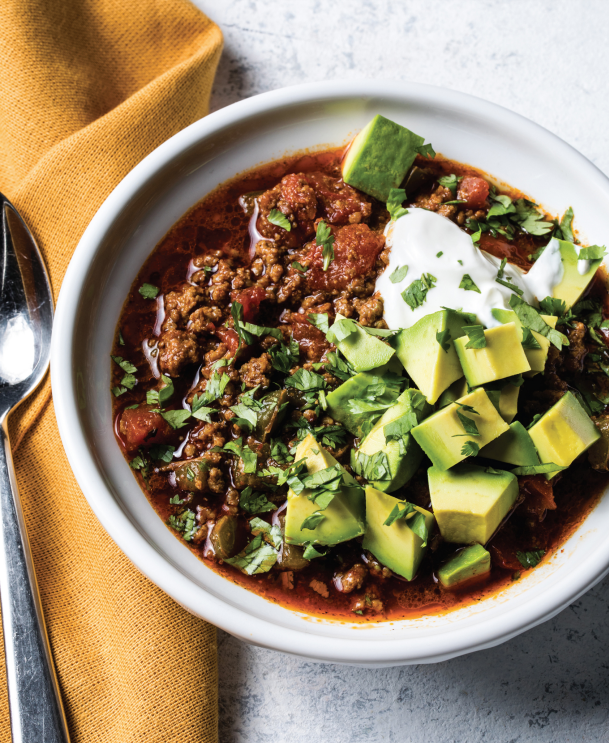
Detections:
[458, 176, 490, 210]
[215, 326, 240, 355]
[234, 285, 266, 322]
[289, 312, 329, 359]
[478, 232, 530, 270]
[519, 475, 556, 519]
[307, 223, 385, 291]
[119, 405, 174, 453]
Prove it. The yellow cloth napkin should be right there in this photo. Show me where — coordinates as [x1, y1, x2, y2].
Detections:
[0, 1, 223, 740]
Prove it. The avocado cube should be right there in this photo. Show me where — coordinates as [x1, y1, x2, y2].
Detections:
[454, 322, 531, 387]
[353, 389, 431, 492]
[392, 310, 467, 404]
[438, 544, 491, 588]
[480, 421, 540, 466]
[528, 391, 601, 477]
[428, 463, 519, 544]
[497, 382, 520, 423]
[362, 486, 435, 580]
[330, 313, 395, 372]
[549, 239, 603, 309]
[342, 114, 425, 202]
[326, 358, 403, 437]
[412, 388, 509, 470]
[285, 434, 364, 546]
[491, 308, 557, 376]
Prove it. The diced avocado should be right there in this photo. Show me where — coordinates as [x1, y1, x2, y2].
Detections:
[437, 377, 469, 409]
[285, 434, 364, 546]
[352, 389, 431, 492]
[362, 486, 435, 580]
[428, 463, 519, 544]
[437, 544, 491, 588]
[454, 322, 531, 387]
[497, 382, 520, 423]
[552, 239, 603, 309]
[326, 358, 403, 437]
[412, 388, 509, 470]
[392, 310, 467, 404]
[480, 421, 540, 466]
[342, 114, 425, 202]
[491, 308, 557, 376]
[330, 313, 395, 372]
[528, 391, 601, 477]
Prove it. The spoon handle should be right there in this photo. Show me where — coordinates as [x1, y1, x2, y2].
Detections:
[0, 420, 70, 742]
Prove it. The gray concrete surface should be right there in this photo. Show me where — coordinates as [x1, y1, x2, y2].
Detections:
[192, 1, 609, 740]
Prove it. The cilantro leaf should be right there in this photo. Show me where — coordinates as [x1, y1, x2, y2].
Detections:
[516, 550, 545, 569]
[230, 301, 283, 347]
[462, 324, 486, 349]
[383, 411, 419, 445]
[167, 508, 198, 542]
[160, 409, 191, 429]
[249, 517, 283, 550]
[416, 143, 436, 159]
[438, 174, 460, 196]
[320, 351, 355, 381]
[301, 511, 325, 531]
[559, 207, 574, 242]
[268, 208, 291, 232]
[148, 444, 175, 462]
[513, 199, 553, 236]
[521, 327, 541, 350]
[224, 534, 278, 575]
[112, 385, 127, 397]
[459, 274, 481, 293]
[539, 297, 567, 318]
[407, 511, 429, 547]
[326, 317, 358, 344]
[401, 273, 437, 311]
[386, 188, 409, 221]
[497, 258, 507, 278]
[511, 463, 567, 475]
[353, 450, 391, 481]
[118, 330, 125, 346]
[496, 277, 523, 296]
[461, 441, 480, 457]
[112, 356, 137, 374]
[578, 245, 607, 261]
[436, 251, 444, 258]
[270, 338, 300, 374]
[284, 368, 327, 392]
[308, 313, 330, 334]
[455, 410, 480, 436]
[389, 264, 409, 284]
[139, 283, 159, 299]
[316, 221, 335, 271]
[509, 294, 569, 350]
[292, 261, 307, 273]
[302, 543, 327, 560]
[147, 374, 174, 408]
[436, 328, 451, 353]
[383, 500, 415, 526]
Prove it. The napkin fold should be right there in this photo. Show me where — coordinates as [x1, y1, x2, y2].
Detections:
[0, 1, 223, 740]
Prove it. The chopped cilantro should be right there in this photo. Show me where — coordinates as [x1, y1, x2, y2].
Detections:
[559, 207, 574, 242]
[292, 261, 307, 273]
[268, 208, 291, 232]
[389, 264, 409, 284]
[353, 450, 391, 481]
[578, 245, 607, 261]
[231, 301, 283, 346]
[383, 500, 415, 526]
[270, 338, 300, 374]
[284, 368, 327, 392]
[139, 283, 159, 299]
[401, 273, 437, 310]
[436, 328, 451, 353]
[148, 444, 175, 462]
[509, 294, 569, 350]
[146, 374, 174, 408]
[514, 199, 553, 236]
[302, 543, 327, 560]
[112, 386, 127, 397]
[308, 313, 330, 334]
[459, 274, 481, 294]
[112, 356, 137, 374]
[496, 277, 523, 296]
[160, 409, 191, 429]
[455, 410, 479, 436]
[438, 174, 460, 196]
[436, 251, 444, 258]
[326, 317, 358, 344]
[386, 188, 409, 221]
[416, 143, 436, 159]
[460, 441, 480, 457]
[118, 330, 125, 346]
[224, 534, 278, 575]
[521, 327, 541, 350]
[301, 511, 325, 531]
[316, 221, 335, 271]
[516, 550, 545, 569]
[462, 324, 486, 349]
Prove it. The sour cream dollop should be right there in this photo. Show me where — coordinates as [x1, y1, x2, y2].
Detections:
[376, 208, 563, 330]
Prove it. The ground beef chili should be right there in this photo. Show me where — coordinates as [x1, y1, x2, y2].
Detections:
[112, 147, 609, 622]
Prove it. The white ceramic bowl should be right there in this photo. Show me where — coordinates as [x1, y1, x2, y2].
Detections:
[52, 80, 609, 667]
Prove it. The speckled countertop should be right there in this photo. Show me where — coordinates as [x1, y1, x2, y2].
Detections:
[192, 2, 609, 740]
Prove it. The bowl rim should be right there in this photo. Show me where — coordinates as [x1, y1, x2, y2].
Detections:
[51, 79, 609, 665]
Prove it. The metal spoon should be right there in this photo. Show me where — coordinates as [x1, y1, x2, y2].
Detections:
[0, 193, 70, 742]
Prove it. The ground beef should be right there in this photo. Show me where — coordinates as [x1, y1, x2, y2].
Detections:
[564, 321, 588, 373]
[162, 284, 205, 333]
[239, 352, 272, 389]
[158, 329, 200, 376]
